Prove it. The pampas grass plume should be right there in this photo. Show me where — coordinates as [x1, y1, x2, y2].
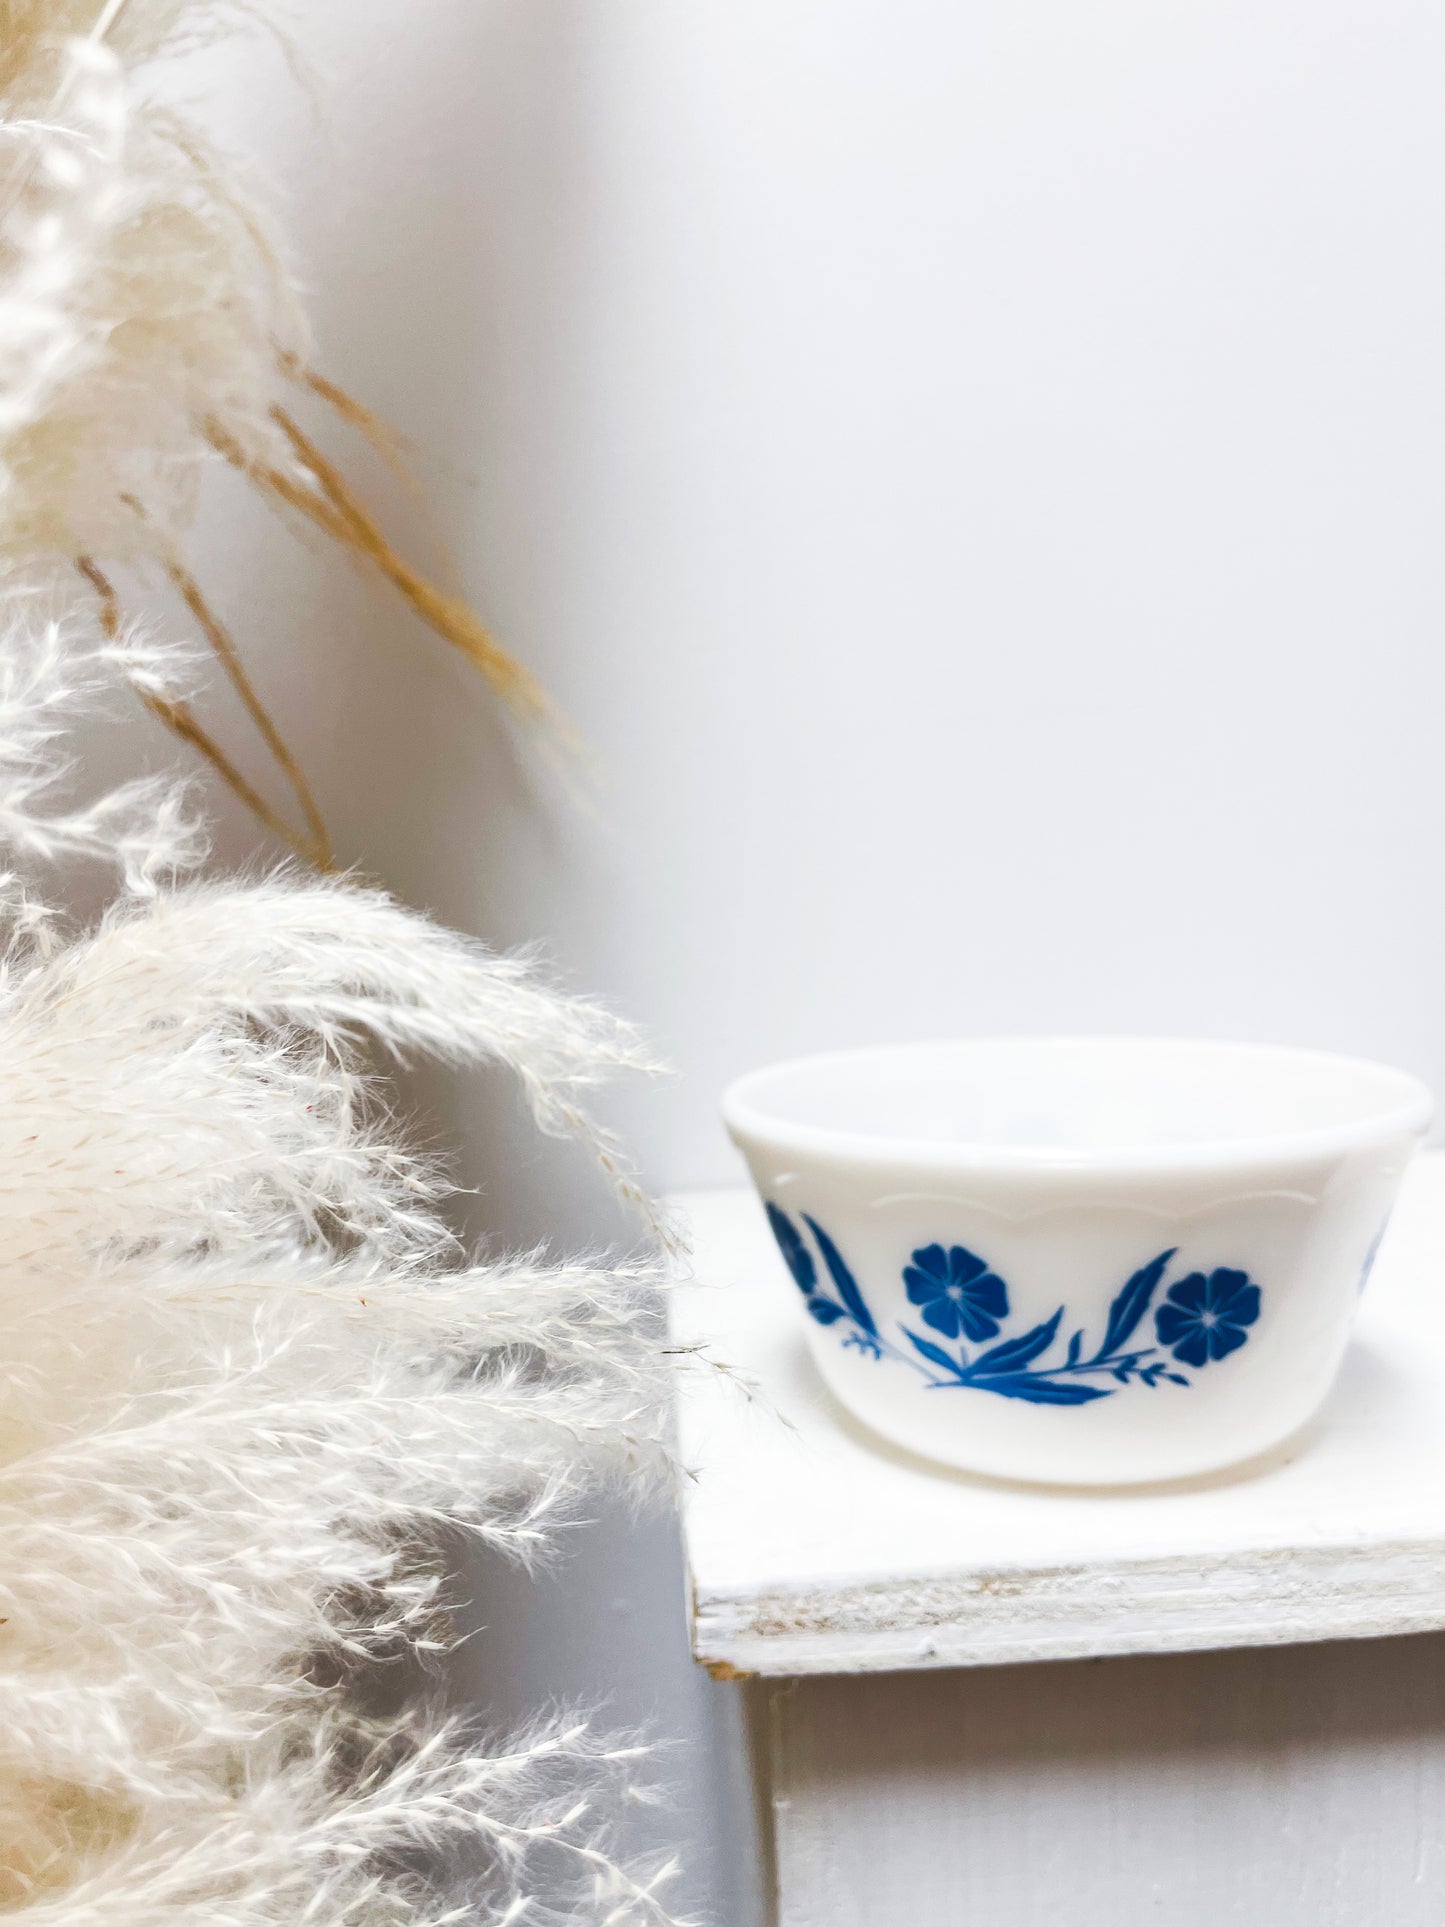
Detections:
[0, 617, 692, 1924]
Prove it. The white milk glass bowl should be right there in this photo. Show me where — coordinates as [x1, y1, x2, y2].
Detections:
[723, 1038, 1433, 1485]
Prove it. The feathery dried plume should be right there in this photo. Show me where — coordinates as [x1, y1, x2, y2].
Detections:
[0, 0, 559, 867]
[0, 1, 296, 553]
[0, 601, 204, 891]
[0, 620, 691, 1925]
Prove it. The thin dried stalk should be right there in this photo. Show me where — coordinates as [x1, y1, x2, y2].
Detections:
[278, 351, 467, 595]
[278, 349, 407, 463]
[208, 410, 562, 730]
[90, 0, 133, 42]
[75, 557, 330, 869]
[162, 554, 332, 867]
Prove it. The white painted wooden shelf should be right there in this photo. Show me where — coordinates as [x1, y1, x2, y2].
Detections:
[670, 1153, 1445, 1679]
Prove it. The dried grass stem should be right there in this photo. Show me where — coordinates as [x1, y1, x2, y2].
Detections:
[208, 410, 560, 730]
[75, 556, 333, 869]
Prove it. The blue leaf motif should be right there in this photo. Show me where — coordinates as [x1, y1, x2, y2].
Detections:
[765, 1202, 816, 1295]
[804, 1214, 878, 1336]
[807, 1298, 846, 1325]
[973, 1373, 1111, 1405]
[904, 1327, 969, 1380]
[1356, 1218, 1390, 1296]
[1098, 1248, 1176, 1360]
[970, 1307, 1065, 1376]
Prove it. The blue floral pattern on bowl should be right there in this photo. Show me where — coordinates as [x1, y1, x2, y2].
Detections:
[904, 1243, 1009, 1341]
[1154, 1269, 1260, 1367]
[765, 1205, 1262, 1405]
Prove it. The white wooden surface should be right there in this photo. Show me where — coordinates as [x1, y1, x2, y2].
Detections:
[756, 1633, 1445, 1926]
[671, 1154, 1445, 1676]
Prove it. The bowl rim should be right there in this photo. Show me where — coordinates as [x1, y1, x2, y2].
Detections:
[721, 1034, 1435, 1175]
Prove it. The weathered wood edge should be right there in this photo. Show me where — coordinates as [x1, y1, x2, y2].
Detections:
[689, 1537, 1445, 1675]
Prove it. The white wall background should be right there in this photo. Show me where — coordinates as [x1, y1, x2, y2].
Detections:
[157, 2, 1445, 1919]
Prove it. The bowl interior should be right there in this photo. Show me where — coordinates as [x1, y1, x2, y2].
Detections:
[724, 1037, 1433, 1162]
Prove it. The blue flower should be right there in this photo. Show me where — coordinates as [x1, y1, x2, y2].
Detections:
[1154, 1268, 1260, 1368]
[766, 1203, 816, 1295]
[904, 1243, 1009, 1342]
